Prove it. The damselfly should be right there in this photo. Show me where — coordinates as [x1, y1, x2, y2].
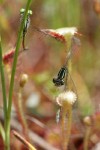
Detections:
[54, 66, 79, 124]
[20, 8, 32, 50]
[53, 67, 68, 87]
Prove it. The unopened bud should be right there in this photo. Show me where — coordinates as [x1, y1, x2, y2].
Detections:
[19, 74, 28, 87]
[83, 116, 92, 126]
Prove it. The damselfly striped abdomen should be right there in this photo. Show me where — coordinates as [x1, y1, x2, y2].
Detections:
[53, 67, 68, 87]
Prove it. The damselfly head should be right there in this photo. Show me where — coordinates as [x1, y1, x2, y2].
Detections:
[20, 8, 25, 14]
[53, 78, 65, 86]
[20, 8, 32, 15]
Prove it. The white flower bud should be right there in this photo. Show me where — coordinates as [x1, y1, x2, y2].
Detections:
[83, 116, 92, 126]
[56, 91, 77, 106]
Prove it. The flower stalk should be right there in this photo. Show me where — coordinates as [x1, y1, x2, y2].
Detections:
[83, 116, 92, 150]
[61, 101, 72, 150]
[17, 74, 29, 139]
[55, 35, 78, 150]
[56, 91, 77, 150]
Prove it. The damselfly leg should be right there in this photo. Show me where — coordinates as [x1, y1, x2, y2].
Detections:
[56, 108, 61, 124]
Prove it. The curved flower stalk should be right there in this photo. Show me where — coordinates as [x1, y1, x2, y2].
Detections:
[17, 74, 29, 139]
[52, 27, 80, 150]
[83, 116, 92, 150]
[54, 34, 79, 150]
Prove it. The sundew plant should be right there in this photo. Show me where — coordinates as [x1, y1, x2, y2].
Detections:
[0, 0, 100, 150]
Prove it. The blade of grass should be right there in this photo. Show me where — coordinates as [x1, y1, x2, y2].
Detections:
[0, 122, 5, 142]
[5, 0, 33, 149]
[0, 36, 7, 142]
[12, 130, 37, 150]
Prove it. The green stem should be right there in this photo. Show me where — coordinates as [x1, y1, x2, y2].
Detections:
[0, 36, 7, 143]
[84, 126, 91, 150]
[18, 87, 28, 139]
[61, 102, 72, 150]
[6, 0, 32, 149]
[0, 122, 5, 142]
